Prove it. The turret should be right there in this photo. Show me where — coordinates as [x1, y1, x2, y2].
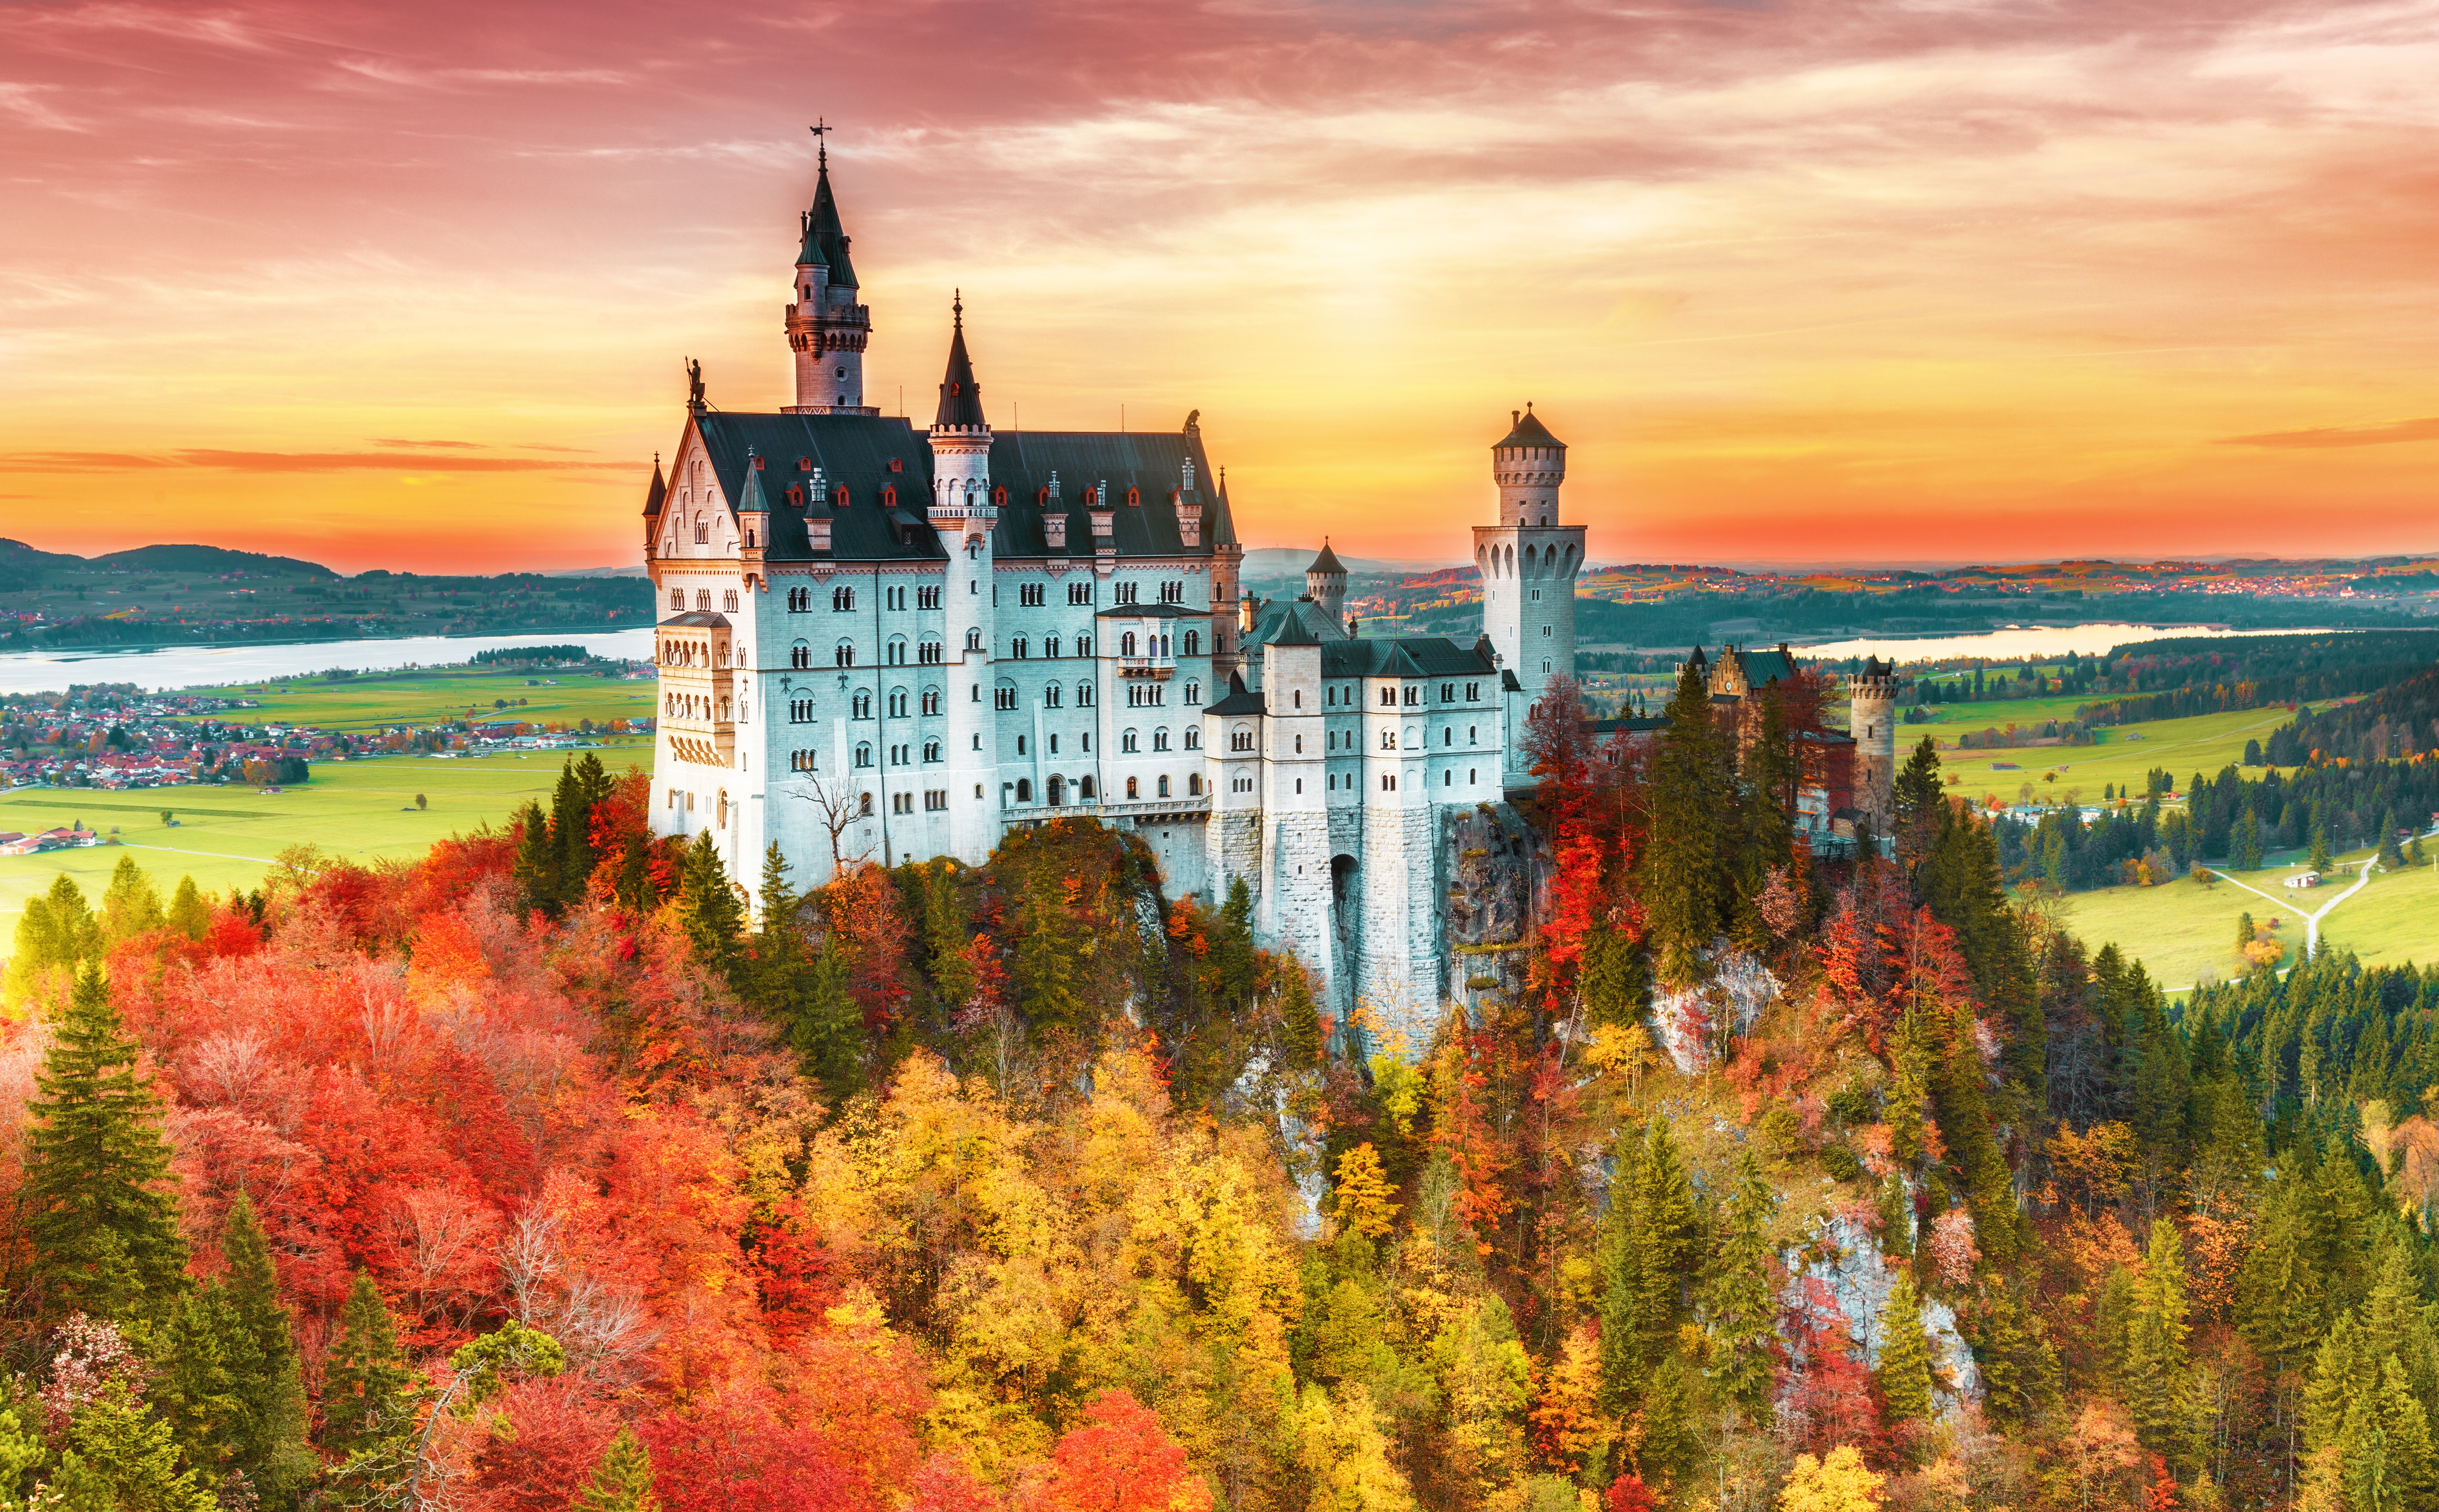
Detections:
[1847, 657, 1898, 837]
[784, 135, 874, 414]
[1474, 403, 1586, 696]
[1305, 540, 1348, 633]
[927, 296, 996, 863]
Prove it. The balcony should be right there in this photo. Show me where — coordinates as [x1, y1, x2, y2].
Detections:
[1117, 656, 1175, 680]
[1009, 795, 1211, 825]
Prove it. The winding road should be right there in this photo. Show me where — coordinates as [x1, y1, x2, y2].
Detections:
[2216, 855, 2377, 958]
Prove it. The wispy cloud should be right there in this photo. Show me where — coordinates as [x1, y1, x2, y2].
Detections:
[2, 449, 636, 473]
[2219, 418, 2439, 449]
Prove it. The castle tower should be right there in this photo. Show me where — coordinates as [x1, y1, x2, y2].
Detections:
[1474, 405, 1586, 694]
[784, 138, 875, 414]
[1305, 540, 1348, 635]
[1847, 657, 1898, 837]
[928, 296, 996, 863]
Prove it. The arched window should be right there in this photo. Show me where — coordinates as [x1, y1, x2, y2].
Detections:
[1126, 777, 1140, 799]
[1122, 632, 1139, 657]
[1187, 773, 1202, 795]
[1122, 729, 1140, 753]
[723, 590, 739, 612]
[1080, 776, 1097, 799]
[1048, 774, 1065, 805]
[832, 585, 854, 612]
[965, 628, 984, 651]
[1153, 728, 1170, 752]
[790, 642, 810, 669]
[852, 691, 872, 719]
[696, 591, 712, 611]
[1077, 682, 1094, 707]
[1231, 726, 1253, 752]
[669, 589, 684, 611]
[919, 638, 942, 664]
[1184, 728, 1200, 750]
[717, 791, 729, 827]
[854, 743, 873, 768]
[695, 519, 709, 544]
[1293, 734, 1302, 753]
[1157, 774, 1171, 797]
[1184, 681, 1201, 705]
[1011, 636, 1028, 660]
[1015, 778, 1032, 803]
[921, 688, 941, 715]
[1183, 630, 1199, 655]
[923, 738, 941, 762]
[1044, 635, 1060, 658]
[888, 689, 907, 718]
[788, 586, 809, 612]
[1380, 729, 1395, 750]
[834, 642, 856, 668]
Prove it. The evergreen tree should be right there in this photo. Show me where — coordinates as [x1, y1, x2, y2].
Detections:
[158, 1281, 251, 1491]
[1600, 1121, 1702, 1415]
[1700, 1149, 1779, 1417]
[2361, 1354, 2439, 1512]
[167, 874, 211, 940]
[2411, 831, 2428, 866]
[750, 843, 814, 1018]
[576, 1429, 662, 1512]
[1641, 662, 1732, 986]
[220, 1193, 312, 1507]
[2235, 911, 2255, 954]
[1893, 734, 1946, 864]
[2122, 1218, 2192, 1456]
[320, 1271, 410, 1465]
[2378, 808, 2404, 868]
[675, 830, 746, 988]
[1011, 861, 1088, 1035]
[100, 854, 165, 941]
[1278, 959, 1324, 1066]
[509, 798, 561, 916]
[24, 964, 189, 1321]
[2311, 824, 2334, 873]
[6, 871, 103, 1005]
[45, 1380, 216, 1512]
[1875, 1272, 1934, 1426]
[790, 935, 865, 1097]
[2234, 806, 2263, 871]
[1208, 877, 1259, 1015]
[553, 752, 615, 896]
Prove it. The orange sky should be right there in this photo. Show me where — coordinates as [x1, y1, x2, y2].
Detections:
[3, 0, 2436, 575]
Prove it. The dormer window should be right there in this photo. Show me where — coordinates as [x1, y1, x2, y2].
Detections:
[752, 455, 766, 471]
[833, 486, 849, 508]
[881, 484, 897, 508]
[888, 457, 903, 473]
[797, 457, 812, 472]
[785, 486, 802, 507]
[1125, 486, 1141, 507]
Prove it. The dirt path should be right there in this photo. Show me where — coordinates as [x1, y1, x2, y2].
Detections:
[2216, 855, 2376, 957]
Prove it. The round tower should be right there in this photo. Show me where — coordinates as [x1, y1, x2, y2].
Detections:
[1305, 540, 1347, 633]
[784, 136, 874, 414]
[927, 295, 996, 864]
[1474, 403, 1586, 698]
[1847, 656, 1899, 837]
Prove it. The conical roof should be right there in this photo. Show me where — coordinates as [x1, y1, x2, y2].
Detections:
[642, 454, 666, 518]
[1307, 540, 1346, 577]
[932, 296, 986, 431]
[798, 144, 858, 287]
[1494, 404, 1564, 450]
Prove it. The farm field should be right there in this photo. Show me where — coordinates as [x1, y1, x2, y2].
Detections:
[2050, 842, 2437, 993]
[1933, 705, 2303, 809]
[168, 666, 658, 734]
[0, 748, 654, 948]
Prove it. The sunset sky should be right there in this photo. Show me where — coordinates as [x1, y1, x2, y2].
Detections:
[3, 0, 2436, 575]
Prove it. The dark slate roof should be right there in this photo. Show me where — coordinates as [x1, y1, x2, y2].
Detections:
[1319, 636, 1498, 679]
[1244, 598, 1341, 648]
[1268, 612, 1323, 648]
[1095, 603, 1207, 620]
[684, 411, 1231, 564]
[1207, 672, 1266, 716]
[1684, 645, 1710, 670]
[1307, 540, 1346, 576]
[642, 455, 666, 518]
[1861, 655, 1896, 678]
[933, 302, 986, 430]
[801, 150, 857, 287]
[1588, 715, 1668, 735]
[1494, 406, 1564, 450]
[1727, 644, 1802, 688]
[661, 610, 731, 630]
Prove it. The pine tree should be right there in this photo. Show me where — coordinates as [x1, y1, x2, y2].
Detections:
[1893, 735, 1946, 863]
[750, 843, 813, 1019]
[2411, 831, 2428, 866]
[1875, 1272, 1934, 1426]
[2378, 808, 2403, 868]
[2234, 806, 2263, 872]
[321, 1271, 410, 1464]
[24, 964, 189, 1321]
[45, 1380, 216, 1512]
[2311, 824, 2334, 874]
[220, 1193, 313, 1508]
[676, 830, 746, 987]
[1641, 662, 1732, 986]
[1278, 959, 1324, 1065]
[576, 1428, 661, 1512]
[167, 874, 211, 940]
[6, 871, 103, 1005]
[158, 1281, 251, 1488]
[2122, 1218, 2192, 1455]
[1701, 1149, 1779, 1417]
[2235, 911, 2255, 953]
[100, 854, 164, 941]
[510, 798, 562, 916]
[790, 935, 864, 1097]
[553, 753, 615, 896]
[1011, 862, 1088, 1034]
[1208, 877, 1258, 1015]
[2369, 1354, 2439, 1511]
[1600, 1121, 1702, 1415]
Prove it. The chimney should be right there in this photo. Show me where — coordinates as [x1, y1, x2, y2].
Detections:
[1238, 594, 1258, 635]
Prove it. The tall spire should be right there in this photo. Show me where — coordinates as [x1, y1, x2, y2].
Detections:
[801, 122, 856, 288]
[933, 292, 986, 431]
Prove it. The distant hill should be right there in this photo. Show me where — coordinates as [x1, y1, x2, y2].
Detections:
[90, 543, 338, 578]
[546, 564, 650, 579]
[0, 538, 82, 593]
[1240, 546, 1445, 578]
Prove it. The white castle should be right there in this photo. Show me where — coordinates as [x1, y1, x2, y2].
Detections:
[645, 144, 1888, 1029]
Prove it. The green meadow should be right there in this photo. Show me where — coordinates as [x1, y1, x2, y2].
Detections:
[0, 749, 654, 946]
[1929, 705, 2301, 809]
[168, 666, 658, 734]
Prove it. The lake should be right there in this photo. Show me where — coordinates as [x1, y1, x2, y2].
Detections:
[1791, 622, 2340, 667]
[0, 629, 659, 696]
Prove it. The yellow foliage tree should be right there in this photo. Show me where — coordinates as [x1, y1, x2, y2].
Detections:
[1779, 1445, 1886, 1511]
[1528, 1323, 1608, 1476]
[1334, 1143, 1400, 1242]
[1286, 1383, 1415, 1512]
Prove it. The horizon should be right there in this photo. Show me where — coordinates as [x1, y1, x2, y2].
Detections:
[4, 0, 2436, 574]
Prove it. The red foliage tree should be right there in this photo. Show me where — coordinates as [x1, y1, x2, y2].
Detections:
[1603, 1473, 1659, 1512]
[1048, 1389, 1212, 1512]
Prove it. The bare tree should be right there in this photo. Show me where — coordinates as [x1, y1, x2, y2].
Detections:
[787, 768, 870, 874]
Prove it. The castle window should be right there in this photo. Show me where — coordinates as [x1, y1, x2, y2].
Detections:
[1154, 729, 1170, 752]
[1122, 633, 1138, 657]
[853, 692, 872, 719]
[919, 639, 942, 664]
[834, 486, 850, 508]
[789, 749, 815, 771]
[994, 684, 1017, 711]
[925, 789, 947, 810]
[1126, 777, 1139, 799]
[1159, 580, 1182, 603]
[1017, 735, 1027, 756]
[1379, 687, 1394, 707]
[1381, 774, 1395, 791]
[893, 792, 913, 813]
[1183, 630, 1199, 656]
[832, 586, 855, 611]
[1011, 637, 1028, 660]
[1157, 774, 1170, 798]
[1292, 690, 1302, 709]
[1114, 583, 1137, 605]
[888, 689, 908, 718]
[697, 591, 712, 611]
[1444, 729, 1452, 746]
[1185, 728, 1200, 750]
[860, 793, 874, 815]
[994, 486, 1008, 506]
[1184, 681, 1200, 705]
[1123, 729, 1139, 753]
[834, 642, 856, 668]
[1542, 625, 1551, 636]
[1470, 768, 1477, 785]
[1470, 725, 1479, 744]
[1380, 730, 1395, 750]
[965, 629, 984, 651]
[922, 688, 941, 715]
[1188, 773, 1202, 796]
[725, 590, 740, 612]
[798, 457, 812, 472]
[1069, 582, 1092, 605]
[892, 743, 910, 765]
[1126, 487, 1140, 507]
[1293, 734, 1301, 753]
[1077, 682, 1094, 707]
[1081, 776, 1096, 799]
[786, 487, 802, 507]
[1045, 635, 1060, 658]
[695, 519, 709, 544]
[923, 738, 941, 762]
[789, 698, 812, 723]
[1231, 727, 1253, 752]
[854, 743, 873, 768]
[1077, 634, 1092, 657]
[887, 638, 907, 665]
[882, 484, 896, 508]
[1045, 684, 1062, 708]
[1465, 682, 1479, 702]
[788, 587, 810, 612]
[1442, 684, 1453, 702]
[918, 585, 942, 609]
[790, 642, 810, 669]
[1444, 771, 1452, 786]
[889, 457, 903, 473]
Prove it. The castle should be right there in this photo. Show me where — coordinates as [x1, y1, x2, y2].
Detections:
[645, 144, 1894, 1028]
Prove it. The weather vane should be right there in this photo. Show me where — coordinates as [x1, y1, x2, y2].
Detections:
[810, 119, 830, 166]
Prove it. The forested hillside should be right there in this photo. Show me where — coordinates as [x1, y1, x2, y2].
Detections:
[2, 667, 2435, 1509]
